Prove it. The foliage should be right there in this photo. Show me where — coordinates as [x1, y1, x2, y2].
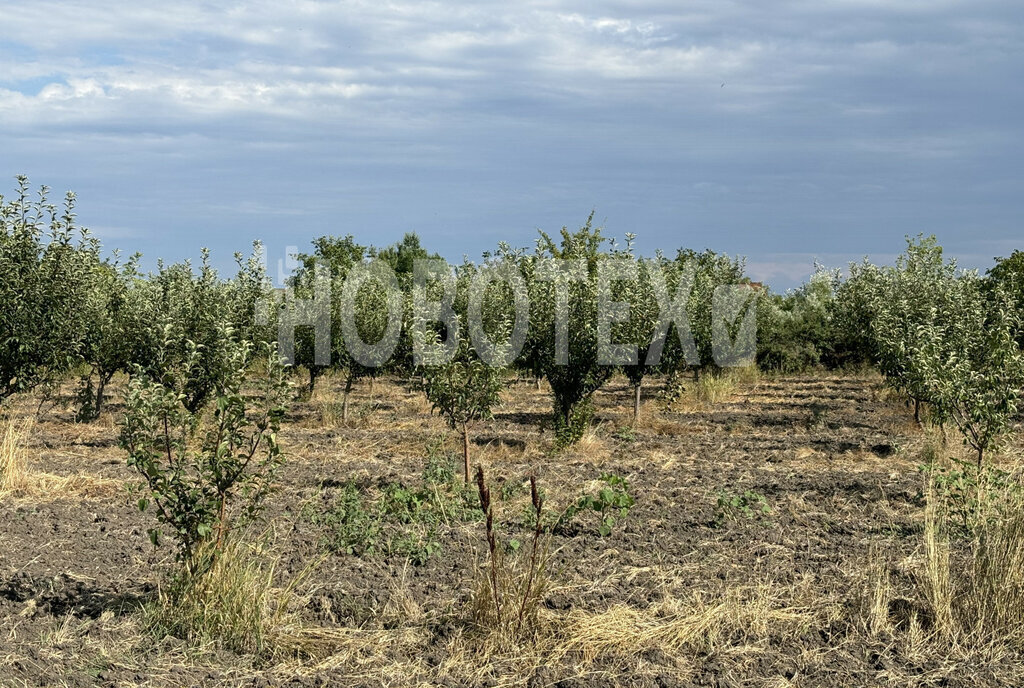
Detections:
[829, 258, 886, 368]
[291, 234, 366, 396]
[147, 247, 271, 414]
[75, 254, 157, 420]
[986, 249, 1024, 346]
[370, 232, 444, 376]
[679, 248, 749, 373]
[553, 473, 635, 536]
[757, 270, 836, 373]
[870, 236, 957, 417]
[714, 489, 771, 525]
[856, 236, 1024, 466]
[522, 215, 616, 445]
[911, 279, 1024, 466]
[304, 450, 481, 565]
[120, 330, 290, 573]
[0, 177, 100, 404]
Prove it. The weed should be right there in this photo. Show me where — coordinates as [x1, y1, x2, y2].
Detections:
[553, 473, 635, 537]
[305, 448, 482, 564]
[805, 402, 829, 429]
[389, 527, 442, 566]
[304, 482, 383, 556]
[471, 467, 549, 641]
[613, 426, 636, 443]
[499, 478, 529, 502]
[715, 489, 771, 525]
[920, 459, 1024, 535]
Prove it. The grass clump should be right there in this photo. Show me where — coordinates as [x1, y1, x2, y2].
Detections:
[868, 470, 1024, 655]
[661, 366, 756, 409]
[146, 536, 313, 656]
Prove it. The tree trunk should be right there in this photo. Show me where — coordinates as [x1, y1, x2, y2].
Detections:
[342, 373, 354, 423]
[977, 446, 984, 469]
[632, 380, 642, 425]
[914, 398, 920, 424]
[93, 372, 109, 419]
[462, 422, 471, 484]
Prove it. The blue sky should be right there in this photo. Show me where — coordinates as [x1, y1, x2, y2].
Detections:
[1, 0, 1021, 289]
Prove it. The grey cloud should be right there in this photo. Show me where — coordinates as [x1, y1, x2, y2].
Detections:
[0, 0, 1020, 289]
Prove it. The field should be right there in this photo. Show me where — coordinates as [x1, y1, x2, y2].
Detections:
[1, 372, 1022, 687]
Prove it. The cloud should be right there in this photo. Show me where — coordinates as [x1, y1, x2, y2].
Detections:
[0, 0, 1020, 289]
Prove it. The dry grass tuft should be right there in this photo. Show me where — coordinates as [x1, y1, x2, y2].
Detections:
[692, 370, 737, 404]
[381, 563, 425, 627]
[0, 415, 34, 494]
[867, 474, 1024, 659]
[148, 536, 319, 657]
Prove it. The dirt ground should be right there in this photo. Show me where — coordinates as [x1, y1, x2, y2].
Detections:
[2, 371, 1022, 687]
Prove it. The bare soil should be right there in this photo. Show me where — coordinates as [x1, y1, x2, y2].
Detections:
[2, 372, 1021, 687]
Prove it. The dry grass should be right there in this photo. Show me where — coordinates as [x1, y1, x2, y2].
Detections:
[1, 416, 118, 500]
[149, 536, 319, 656]
[661, 366, 759, 412]
[0, 415, 34, 494]
[865, 472, 1024, 664]
[549, 584, 822, 665]
[691, 368, 749, 404]
[270, 580, 829, 685]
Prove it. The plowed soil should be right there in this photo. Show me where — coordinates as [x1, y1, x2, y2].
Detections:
[2, 372, 1021, 687]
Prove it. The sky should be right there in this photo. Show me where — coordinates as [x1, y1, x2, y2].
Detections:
[1, 0, 1022, 290]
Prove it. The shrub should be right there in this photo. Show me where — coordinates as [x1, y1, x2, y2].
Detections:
[120, 329, 290, 572]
